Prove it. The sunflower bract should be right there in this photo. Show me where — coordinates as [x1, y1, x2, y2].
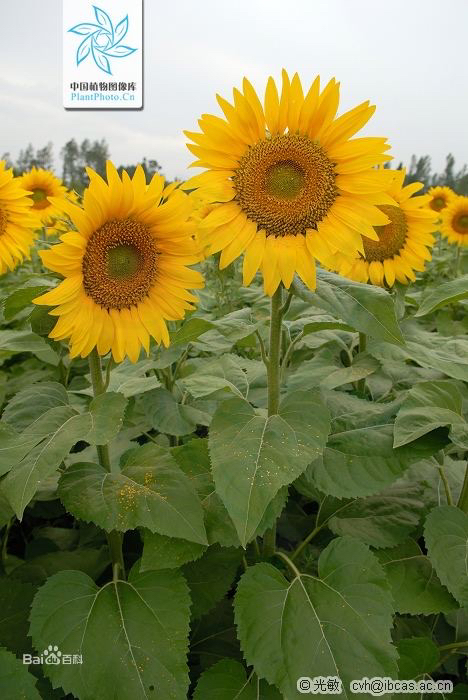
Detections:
[183, 69, 395, 295]
[0, 161, 39, 275]
[33, 161, 203, 363]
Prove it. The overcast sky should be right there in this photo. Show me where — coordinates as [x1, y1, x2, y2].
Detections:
[1, 0, 467, 181]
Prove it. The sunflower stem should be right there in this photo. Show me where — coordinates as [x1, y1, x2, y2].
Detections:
[356, 332, 367, 396]
[457, 463, 468, 514]
[88, 349, 125, 581]
[263, 285, 284, 558]
[454, 246, 461, 277]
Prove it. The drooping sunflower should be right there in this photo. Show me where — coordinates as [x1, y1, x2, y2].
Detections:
[0, 161, 38, 274]
[440, 196, 468, 246]
[183, 70, 395, 295]
[426, 185, 455, 213]
[329, 169, 436, 286]
[33, 162, 203, 363]
[19, 167, 69, 227]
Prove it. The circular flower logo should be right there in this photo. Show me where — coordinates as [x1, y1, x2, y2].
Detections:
[68, 5, 137, 75]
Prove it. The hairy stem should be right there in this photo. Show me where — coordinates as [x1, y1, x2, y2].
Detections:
[88, 349, 125, 581]
[263, 286, 284, 557]
[457, 462, 468, 513]
[356, 332, 367, 396]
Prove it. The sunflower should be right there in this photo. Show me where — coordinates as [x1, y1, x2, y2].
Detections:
[426, 185, 455, 213]
[45, 189, 81, 236]
[0, 161, 38, 274]
[20, 167, 69, 226]
[440, 196, 468, 246]
[33, 162, 203, 363]
[183, 70, 394, 295]
[329, 169, 436, 286]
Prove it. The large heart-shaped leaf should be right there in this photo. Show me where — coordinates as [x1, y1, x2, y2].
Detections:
[293, 270, 404, 345]
[394, 381, 468, 449]
[58, 444, 207, 543]
[0, 647, 41, 699]
[415, 274, 468, 316]
[234, 537, 398, 698]
[2, 412, 92, 518]
[375, 539, 457, 614]
[29, 568, 191, 700]
[307, 423, 446, 498]
[209, 390, 330, 545]
[424, 505, 468, 606]
[193, 659, 281, 700]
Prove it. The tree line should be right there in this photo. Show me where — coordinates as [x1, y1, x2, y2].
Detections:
[2, 138, 468, 195]
[1, 139, 163, 193]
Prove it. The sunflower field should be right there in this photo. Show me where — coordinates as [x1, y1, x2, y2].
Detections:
[1, 72, 468, 700]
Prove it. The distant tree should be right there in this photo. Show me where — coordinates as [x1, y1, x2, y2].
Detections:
[80, 138, 109, 179]
[61, 138, 110, 192]
[405, 155, 432, 187]
[1, 152, 14, 169]
[117, 157, 162, 180]
[61, 139, 81, 190]
[15, 142, 54, 174]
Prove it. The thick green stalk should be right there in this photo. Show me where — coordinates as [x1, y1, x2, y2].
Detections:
[88, 349, 125, 580]
[263, 286, 284, 557]
[356, 332, 367, 396]
[266, 286, 283, 416]
[457, 463, 468, 513]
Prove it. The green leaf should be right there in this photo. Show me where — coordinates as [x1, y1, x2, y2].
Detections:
[424, 505, 468, 606]
[11, 548, 109, 585]
[2, 412, 92, 518]
[209, 390, 330, 545]
[172, 439, 240, 547]
[0, 578, 35, 655]
[103, 359, 160, 397]
[396, 637, 440, 679]
[58, 444, 207, 543]
[234, 537, 398, 697]
[308, 423, 446, 498]
[321, 354, 379, 391]
[171, 317, 215, 345]
[0, 330, 57, 365]
[193, 659, 256, 700]
[0, 647, 41, 700]
[293, 270, 404, 344]
[143, 387, 208, 436]
[29, 306, 56, 337]
[182, 355, 249, 399]
[416, 274, 468, 316]
[87, 391, 128, 445]
[394, 381, 468, 449]
[375, 539, 457, 614]
[193, 659, 281, 700]
[140, 530, 206, 571]
[2, 382, 69, 431]
[370, 325, 468, 382]
[2, 286, 50, 321]
[322, 482, 425, 548]
[182, 545, 242, 619]
[29, 568, 191, 700]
